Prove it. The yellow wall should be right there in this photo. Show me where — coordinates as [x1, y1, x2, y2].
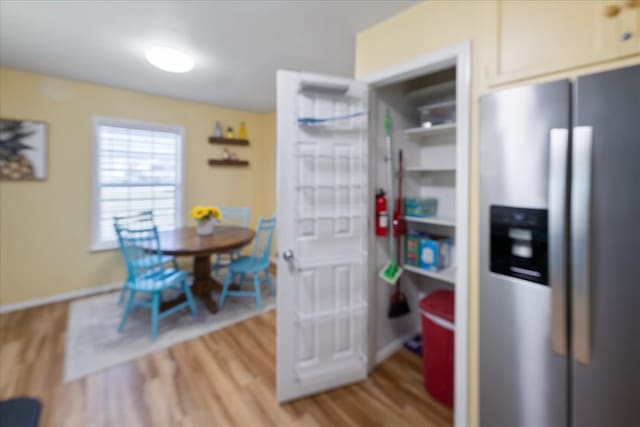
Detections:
[0, 68, 276, 305]
[355, 1, 640, 426]
[262, 112, 278, 254]
[262, 112, 277, 217]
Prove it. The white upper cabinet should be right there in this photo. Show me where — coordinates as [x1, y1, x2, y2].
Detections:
[493, 0, 640, 85]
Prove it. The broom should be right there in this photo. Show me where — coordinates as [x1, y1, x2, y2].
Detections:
[388, 149, 410, 318]
[378, 111, 403, 286]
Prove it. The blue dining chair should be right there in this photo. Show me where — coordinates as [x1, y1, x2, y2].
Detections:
[117, 224, 197, 340]
[114, 211, 177, 304]
[219, 215, 276, 311]
[210, 206, 251, 279]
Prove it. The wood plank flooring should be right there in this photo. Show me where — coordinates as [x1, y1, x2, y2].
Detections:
[0, 298, 452, 427]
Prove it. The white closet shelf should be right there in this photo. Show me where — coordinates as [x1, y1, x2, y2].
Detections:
[404, 123, 456, 138]
[405, 80, 456, 101]
[403, 264, 456, 284]
[403, 216, 456, 227]
[405, 166, 455, 172]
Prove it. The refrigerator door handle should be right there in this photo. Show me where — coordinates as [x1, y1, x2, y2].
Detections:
[571, 126, 593, 365]
[549, 128, 569, 357]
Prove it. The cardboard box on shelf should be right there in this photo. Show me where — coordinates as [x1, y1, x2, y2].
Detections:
[406, 232, 452, 272]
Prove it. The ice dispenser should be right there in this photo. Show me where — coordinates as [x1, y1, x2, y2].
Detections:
[490, 205, 548, 285]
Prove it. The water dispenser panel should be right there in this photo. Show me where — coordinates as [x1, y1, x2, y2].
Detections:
[490, 205, 548, 285]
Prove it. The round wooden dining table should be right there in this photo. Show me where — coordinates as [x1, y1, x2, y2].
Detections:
[147, 225, 255, 314]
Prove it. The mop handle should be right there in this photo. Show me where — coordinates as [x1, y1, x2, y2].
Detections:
[384, 112, 395, 258]
[398, 150, 403, 206]
[396, 149, 403, 265]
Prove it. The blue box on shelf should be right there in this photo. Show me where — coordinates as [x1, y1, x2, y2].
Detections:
[418, 235, 452, 272]
[405, 232, 452, 272]
[404, 198, 438, 218]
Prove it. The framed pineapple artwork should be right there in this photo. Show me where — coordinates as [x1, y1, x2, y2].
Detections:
[0, 118, 48, 181]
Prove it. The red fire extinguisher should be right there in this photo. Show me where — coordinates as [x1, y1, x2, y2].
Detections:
[375, 189, 388, 237]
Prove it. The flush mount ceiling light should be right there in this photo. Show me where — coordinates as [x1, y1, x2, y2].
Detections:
[145, 46, 194, 73]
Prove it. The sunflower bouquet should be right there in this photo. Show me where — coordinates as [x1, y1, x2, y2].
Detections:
[191, 205, 223, 235]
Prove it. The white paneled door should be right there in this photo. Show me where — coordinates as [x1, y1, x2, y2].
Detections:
[276, 70, 370, 402]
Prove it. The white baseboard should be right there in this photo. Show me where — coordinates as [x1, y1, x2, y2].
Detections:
[375, 328, 421, 365]
[0, 282, 123, 315]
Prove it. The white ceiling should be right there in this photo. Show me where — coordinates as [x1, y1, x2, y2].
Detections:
[0, 0, 417, 112]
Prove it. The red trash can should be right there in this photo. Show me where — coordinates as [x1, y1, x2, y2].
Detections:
[420, 290, 455, 408]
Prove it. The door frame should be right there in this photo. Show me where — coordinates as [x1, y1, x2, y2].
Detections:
[361, 41, 471, 427]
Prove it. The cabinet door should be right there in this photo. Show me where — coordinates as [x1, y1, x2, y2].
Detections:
[496, 0, 604, 82]
[613, 0, 640, 57]
[494, 0, 638, 85]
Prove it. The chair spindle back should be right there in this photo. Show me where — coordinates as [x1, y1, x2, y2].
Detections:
[219, 207, 251, 227]
[114, 211, 165, 280]
[250, 215, 276, 266]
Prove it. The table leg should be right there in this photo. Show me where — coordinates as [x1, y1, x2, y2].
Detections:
[160, 255, 220, 314]
[190, 255, 219, 314]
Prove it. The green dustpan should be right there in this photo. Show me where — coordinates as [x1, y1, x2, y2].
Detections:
[379, 262, 403, 285]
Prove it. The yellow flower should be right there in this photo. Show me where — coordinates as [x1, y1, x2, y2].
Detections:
[208, 206, 222, 220]
[191, 206, 207, 220]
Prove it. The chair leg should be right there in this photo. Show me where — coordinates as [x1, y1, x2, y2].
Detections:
[253, 274, 263, 311]
[265, 271, 275, 296]
[118, 284, 127, 305]
[118, 290, 137, 332]
[219, 267, 230, 282]
[219, 270, 233, 309]
[151, 292, 160, 341]
[183, 280, 197, 317]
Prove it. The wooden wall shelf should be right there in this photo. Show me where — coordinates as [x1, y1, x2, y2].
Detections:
[208, 159, 249, 167]
[208, 136, 249, 146]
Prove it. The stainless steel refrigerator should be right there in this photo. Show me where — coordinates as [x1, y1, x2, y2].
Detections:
[479, 65, 640, 427]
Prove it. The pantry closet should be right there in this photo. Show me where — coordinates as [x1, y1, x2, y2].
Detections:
[365, 44, 469, 427]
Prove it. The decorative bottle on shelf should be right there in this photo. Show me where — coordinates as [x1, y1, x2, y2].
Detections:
[222, 147, 230, 160]
[238, 121, 247, 139]
[225, 126, 235, 139]
[213, 121, 223, 137]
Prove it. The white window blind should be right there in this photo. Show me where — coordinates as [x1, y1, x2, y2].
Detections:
[92, 118, 183, 250]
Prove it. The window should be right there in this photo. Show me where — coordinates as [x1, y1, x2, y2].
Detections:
[91, 117, 184, 250]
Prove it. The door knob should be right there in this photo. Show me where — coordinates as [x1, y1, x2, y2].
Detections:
[283, 250, 295, 261]
[620, 31, 633, 41]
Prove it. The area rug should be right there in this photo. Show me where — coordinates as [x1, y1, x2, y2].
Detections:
[64, 285, 275, 383]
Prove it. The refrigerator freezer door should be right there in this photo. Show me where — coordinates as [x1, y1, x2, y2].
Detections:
[572, 65, 640, 427]
[479, 80, 570, 427]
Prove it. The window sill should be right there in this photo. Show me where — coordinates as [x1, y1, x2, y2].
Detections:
[90, 242, 119, 253]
